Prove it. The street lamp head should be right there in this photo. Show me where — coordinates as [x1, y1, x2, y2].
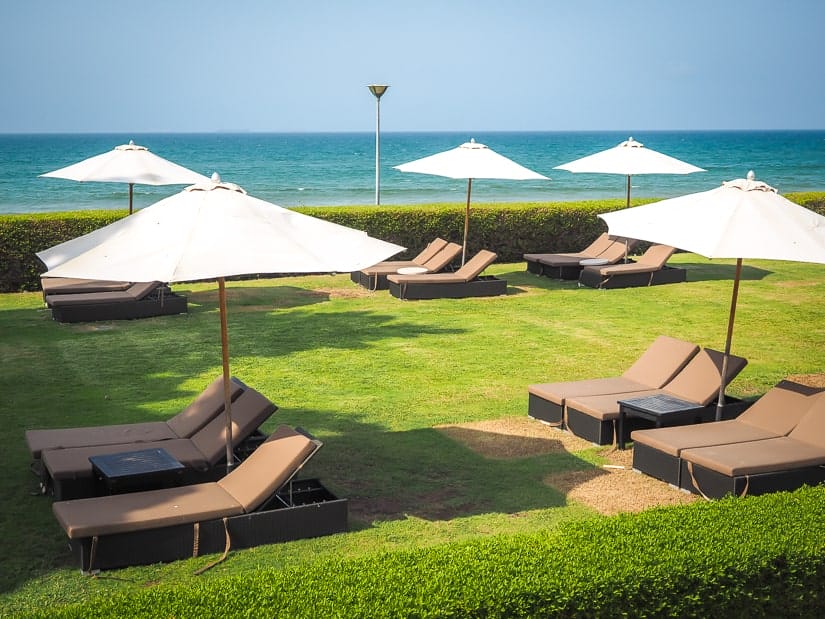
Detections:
[368, 84, 389, 99]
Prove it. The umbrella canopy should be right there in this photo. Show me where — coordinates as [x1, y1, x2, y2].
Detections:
[394, 139, 548, 264]
[599, 171, 825, 419]
[554, 137, 705, 208]
[40, 173, 405, 466]
[40, 141, 210, 214]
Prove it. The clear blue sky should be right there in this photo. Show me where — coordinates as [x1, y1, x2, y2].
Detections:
[3, 1, 823, 133]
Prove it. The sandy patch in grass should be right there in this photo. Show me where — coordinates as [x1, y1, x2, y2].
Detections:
[787, 373, 825, 388]
[437, 417, 699, 516]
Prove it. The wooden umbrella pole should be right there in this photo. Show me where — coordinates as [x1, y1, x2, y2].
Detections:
[462, 178, 473, 266]
[716, 258, 743, 421]
[218, 277, 234, 469]
[128, 183, 134, 215]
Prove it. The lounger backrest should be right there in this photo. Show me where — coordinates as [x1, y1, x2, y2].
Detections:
[166, 376, 246, 438]
[422, 242, 462, 271]
[581, 233, 612, 257]
[217, 425, 319, 512]
[595, 241, 632, 264]
[739, 380, 825, 435]
[663, 348, 748, 406]
[190, 388, 278, 465]
[454, 250, 497, 281]
[786, 393, 825, 449]
[637, 245, 677, 269]
[622, 336, 699, 388]
[413, 238, 449, 263]
[126, 281, 162, 300]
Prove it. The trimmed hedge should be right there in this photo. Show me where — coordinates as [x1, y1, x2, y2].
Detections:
[36, 485, 825, 618]
[2, 193, 823, 293]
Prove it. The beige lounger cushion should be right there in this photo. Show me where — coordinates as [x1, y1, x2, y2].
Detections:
[387, 249, 496, 286]
[636, 380, 823, 459]
[680, 393, 825, 476]
[46, 281, 162, 307]
[52, 424, 317, 539]
[524, 233, 613, 263]
[588, 244, 676, 276]
[42, 388, 276, 481]
[54, 482, 244, 538]
[40, 277, 132, 295]
[25, 377, 243, 458]
[528, 336, 699, 406]
[565, 349, 747, 421]
[359, 239, 456, 274]
[217, 425, 317, 511]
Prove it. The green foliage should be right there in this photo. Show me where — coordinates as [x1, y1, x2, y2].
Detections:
[32, 486, 825, 618]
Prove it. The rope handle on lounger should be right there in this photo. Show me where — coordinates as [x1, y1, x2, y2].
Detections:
[686, 461, 750, 501]
[193, 517, 232, 576]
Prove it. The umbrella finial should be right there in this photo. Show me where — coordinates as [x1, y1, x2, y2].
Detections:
[747, 170, 755, 181]
[211, 172, 221, 183]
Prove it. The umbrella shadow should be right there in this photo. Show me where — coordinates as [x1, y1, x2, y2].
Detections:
[290, 409, 598, 528]
[680, 262, 773, 283]
[183, 284, 331, 312]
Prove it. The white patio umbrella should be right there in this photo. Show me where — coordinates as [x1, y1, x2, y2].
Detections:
[39, 173, 405, 466]
[394, 139, 549, 264]
[554, 137, 705, 209]
[599, 171, 825, 419]
[40, 140, 210, 214]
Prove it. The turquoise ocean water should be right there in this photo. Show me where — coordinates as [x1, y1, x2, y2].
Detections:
[0, 131, 823, 214]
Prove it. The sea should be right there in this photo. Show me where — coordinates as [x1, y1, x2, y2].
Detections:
[1, 131, 823, 215]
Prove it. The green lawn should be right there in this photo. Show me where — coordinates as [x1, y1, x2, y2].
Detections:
[1, 254, 823, 616]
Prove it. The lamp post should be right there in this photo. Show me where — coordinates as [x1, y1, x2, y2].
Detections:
[367, 84, 388, 205]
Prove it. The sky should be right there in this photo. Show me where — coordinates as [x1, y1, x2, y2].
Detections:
[3, 0, 824, 133]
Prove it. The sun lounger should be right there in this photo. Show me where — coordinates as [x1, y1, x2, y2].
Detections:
[51, 424, 348, 572]
[563, 348, 748, 445]
[45, 281, 188, 323]
[524, 234, 638, 279]
[40, 277, 132, 301]
[352, 240, 461, 290]
[25, 376, 246, 462]
[578, 244, 687, 289]
[527, 336, 699, 427]
[678, 391, 825, 499]
[632, 380, 824, 486]
[40, 386, 278, 500]
[386, 249, 505, 299]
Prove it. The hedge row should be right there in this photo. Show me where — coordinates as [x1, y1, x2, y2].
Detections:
[2, 194, 823, 293]
[41, 485, 825, 618]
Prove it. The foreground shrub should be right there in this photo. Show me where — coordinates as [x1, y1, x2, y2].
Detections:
[39, 486, 825, 618]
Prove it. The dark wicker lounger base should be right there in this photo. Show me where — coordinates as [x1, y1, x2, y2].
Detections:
[350, 270, 391, 290]
[678, 462, 825, 500]
[525, 259, 583, 280]
[67, 478, 348, 572]
[632, 442, 682, 486]
[579, 266, 687, 290]
[50, 292, 188, 323]
[388, 276, 507, 300]
[565, 397, 749, 446]
[527, 393, 564, 426]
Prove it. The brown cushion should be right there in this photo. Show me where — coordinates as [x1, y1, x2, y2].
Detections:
[622, 336, 699, 388]
[566, 389, 661, 421]
[662, 349, 747, 406]
[26, 422, 175, 460]
[53, 482, 243, 539]
[682, 436, 825, 477]
[166, 377, 245, 438]
[631, 421, 777, 457]
[786, 393, 825, 449]
[528, 377, 650, 407]
[738, 381, 824, 435]
[217, 425, 317, 512]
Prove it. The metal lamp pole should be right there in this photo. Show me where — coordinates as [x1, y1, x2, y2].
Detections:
[367, 85, 388, 205]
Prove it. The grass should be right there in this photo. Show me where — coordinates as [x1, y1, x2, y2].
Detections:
[1, 254, 823, 616]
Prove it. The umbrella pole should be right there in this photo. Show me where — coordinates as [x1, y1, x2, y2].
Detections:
[128, 183, 134, 215]
[462, 178, 473, 265]
[715, 258, 743, 421]
[218, 277, 235, 469]
[623, 175, 631, 262]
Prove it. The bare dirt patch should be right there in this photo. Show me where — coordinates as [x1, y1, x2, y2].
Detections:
[787, 373, 825, 388]
[437, 417, 699, 516]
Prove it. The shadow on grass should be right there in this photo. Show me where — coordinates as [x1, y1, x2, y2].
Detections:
[293, 408, 600, 529]
[681, 262, 772, 283]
